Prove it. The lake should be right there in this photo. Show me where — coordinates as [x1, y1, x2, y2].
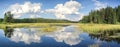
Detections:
[0, 25, 120, 47]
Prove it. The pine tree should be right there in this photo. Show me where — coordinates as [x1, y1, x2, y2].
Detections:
[3, 11, 13, 24]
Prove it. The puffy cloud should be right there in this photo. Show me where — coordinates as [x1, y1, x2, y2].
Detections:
[92, 0, 107, 10]
[45, 1, 84, 21]
[6, 1, 84, 21]
[7, 2, 41, 18]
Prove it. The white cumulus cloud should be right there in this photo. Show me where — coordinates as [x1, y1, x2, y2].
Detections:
[7, 2, 42, 18]
[92, 0, 107, 10]
[6, 0, 84, 21]
[45, 1, 84, 21]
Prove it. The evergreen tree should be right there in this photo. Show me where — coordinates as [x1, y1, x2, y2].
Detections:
[116, 6, 120, 22]
[3, 11, 13, 24]
[80, 5, 119, 24]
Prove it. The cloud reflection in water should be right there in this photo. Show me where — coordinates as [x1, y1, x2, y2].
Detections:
[8, 25, 83, 45]
[45, 26, 83, 45]
[10, 28, 41, 44]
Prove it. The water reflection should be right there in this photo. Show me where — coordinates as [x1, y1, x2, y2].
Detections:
[3, 26, 83, 45]
[45, 26, 83, 45]
[2, 26, 120, 47]
[11, 28, 41, 44]
[88, 43, 99, 47]
[4, 27, 41, 44]
[89, 30, 120, 44]
[4, 27, 14, 38]
[88, 39, 101, 47]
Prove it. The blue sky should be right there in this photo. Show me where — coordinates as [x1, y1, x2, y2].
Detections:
[0, 0, 120, 21]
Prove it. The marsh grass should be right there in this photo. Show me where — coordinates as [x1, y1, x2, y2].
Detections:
[1, 23, 120, 33]
[76, 24, 120, 33]
[40, 26, 57, 32]
[0, 24, 7, 29]
[0, 23, 72, 28]
[0, 23, 72, 32]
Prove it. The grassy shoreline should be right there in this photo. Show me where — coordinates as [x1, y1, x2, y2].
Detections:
[0, 23, 73, 29]
[0, 23, 120, 32]
[76, 24, 120, 33]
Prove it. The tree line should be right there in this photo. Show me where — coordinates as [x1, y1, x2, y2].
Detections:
[13, 18, 73, 23]
[80, 5, 120, 24]
[0, 11, 72, 23]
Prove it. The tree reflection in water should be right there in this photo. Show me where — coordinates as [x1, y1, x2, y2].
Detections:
[4, 26, 14, 38]
[4, 27, 41, 44]
[89, 30, 120, 44]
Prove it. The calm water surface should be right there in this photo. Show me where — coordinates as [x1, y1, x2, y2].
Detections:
[0, 25, 120, 47]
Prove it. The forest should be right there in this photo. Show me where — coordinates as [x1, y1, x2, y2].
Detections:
[80, 5, 120, 24]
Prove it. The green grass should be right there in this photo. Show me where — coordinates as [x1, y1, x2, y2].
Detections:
[0, 23, 73, 28]
[1, 23, 120, 33]
[0, 24, 7, 29]
[0, 23, 73, 32]
[0, 23, 72, 32]
[76, 23, 120, 33]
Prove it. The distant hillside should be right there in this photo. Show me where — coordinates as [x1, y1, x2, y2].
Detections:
[0, 18, 76, 23]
